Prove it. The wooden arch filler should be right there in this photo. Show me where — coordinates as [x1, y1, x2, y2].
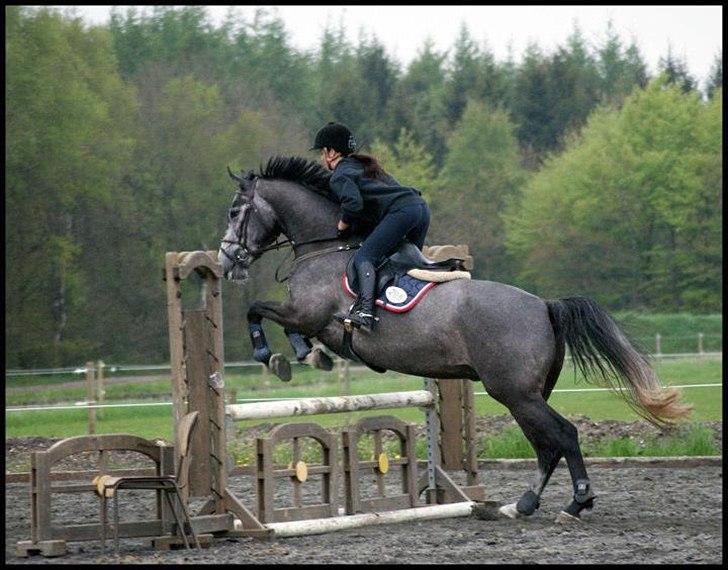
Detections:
[342, 416, 419, 515]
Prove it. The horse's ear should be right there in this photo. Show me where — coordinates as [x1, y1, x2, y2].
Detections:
[227, 165, 244, 184]
[227, 167, 257, 190]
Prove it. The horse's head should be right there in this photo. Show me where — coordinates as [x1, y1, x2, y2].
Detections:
[219, 167, 282, 284]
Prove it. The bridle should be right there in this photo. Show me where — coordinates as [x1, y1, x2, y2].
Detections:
[220, 178, 360, 282]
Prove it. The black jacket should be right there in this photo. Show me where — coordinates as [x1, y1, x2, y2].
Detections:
[329, 157, 423, 225]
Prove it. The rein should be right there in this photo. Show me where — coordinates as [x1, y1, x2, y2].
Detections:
[274, 241, 361, 283]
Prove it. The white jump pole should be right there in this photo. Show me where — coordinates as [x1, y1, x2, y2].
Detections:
[234, 502, 476, 537]
[227, 390, 434, 421]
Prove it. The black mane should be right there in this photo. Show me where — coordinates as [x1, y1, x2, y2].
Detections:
[258, 155, 333, 198]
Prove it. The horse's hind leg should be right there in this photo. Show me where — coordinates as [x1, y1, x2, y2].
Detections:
[499, 395, 596, 522]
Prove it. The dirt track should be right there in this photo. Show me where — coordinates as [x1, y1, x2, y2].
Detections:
[7, 461, 722, 564]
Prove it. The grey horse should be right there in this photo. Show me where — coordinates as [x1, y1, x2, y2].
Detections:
[219, 156, 691, 523]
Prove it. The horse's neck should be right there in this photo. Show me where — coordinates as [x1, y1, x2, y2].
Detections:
[290, 246, 352, 289]
[263, 182, 341, 256]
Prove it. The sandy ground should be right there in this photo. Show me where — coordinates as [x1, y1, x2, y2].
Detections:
[6, 460, 722, 565]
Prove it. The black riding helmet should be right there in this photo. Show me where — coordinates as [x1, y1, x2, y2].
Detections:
[310, 122, 357, 154]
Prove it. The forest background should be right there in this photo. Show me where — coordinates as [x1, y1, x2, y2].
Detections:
[5, 6, 722, 367]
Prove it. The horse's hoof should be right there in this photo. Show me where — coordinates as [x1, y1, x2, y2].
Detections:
[269, 353, 291, 382]
[555, 511, 582, 525]
[303, 348, 334, 371]
[471, 501, 503, 521]
[498, 503, 522, 519]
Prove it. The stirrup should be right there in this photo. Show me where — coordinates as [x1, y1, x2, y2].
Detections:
[334, 310, 378, 332]
[349, 310, 378, 332]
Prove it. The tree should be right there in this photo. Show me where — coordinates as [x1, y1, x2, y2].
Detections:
[596, 22, 649, 105]
[510, 43, 551, 164]
[6, 7, 137, 366]
[543, 26, 601, 149]
[443, 24, 481, 126]
[706, 51, 722, 99]
[431, 101, 526, 282]
[370, 128, 439, 202]
[384, 37, 449, 163]
[505, 78, 721, 311]
[658, 46, 697, 93]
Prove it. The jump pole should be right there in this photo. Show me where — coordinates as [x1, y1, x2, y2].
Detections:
[243, 502, 476, 537]
[227, 391, 434, 420]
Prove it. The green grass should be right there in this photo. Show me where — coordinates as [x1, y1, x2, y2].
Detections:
[613, 312, 722, 353]
[482, 426, 536, 459]
[478, 423, 719, 460]
[589, 423, 718, 457]
[5, 357, 722, 444]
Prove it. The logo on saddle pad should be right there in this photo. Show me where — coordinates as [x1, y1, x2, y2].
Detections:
[342, 273, 437, 313]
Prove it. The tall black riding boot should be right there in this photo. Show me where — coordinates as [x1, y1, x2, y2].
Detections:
[335, 260, 379, 332]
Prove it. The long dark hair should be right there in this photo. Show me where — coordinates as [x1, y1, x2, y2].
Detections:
[347, 152, 387, 179]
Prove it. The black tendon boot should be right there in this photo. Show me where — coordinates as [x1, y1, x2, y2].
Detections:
[336, 260, 379, 332]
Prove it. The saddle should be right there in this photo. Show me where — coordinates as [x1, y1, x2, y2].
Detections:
[345, 241, 468, 298]
[340, 241, 470, 374]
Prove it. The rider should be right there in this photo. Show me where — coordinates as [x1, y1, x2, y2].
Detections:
[311, 122, 430, 332]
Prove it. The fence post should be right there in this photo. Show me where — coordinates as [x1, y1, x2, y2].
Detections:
[96, 360, 105, 420]
[85, 361, 96, 435]
[655, 333, 662, 356]
[698, 333, 704, 355]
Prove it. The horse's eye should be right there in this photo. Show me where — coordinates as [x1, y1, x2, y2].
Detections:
[229, 207, 240, 221]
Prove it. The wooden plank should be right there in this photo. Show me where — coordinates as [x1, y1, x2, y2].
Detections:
[223, 487, 266, 531]
[45, 434, 164, 465]
[16, 539, 67, 558]
[165, 251, 187, 445]
[273, 504, 336, 523]
[438, 380, 464, 471]
[205, 257, 227, 513]
[461, 379, 480, 485]
[85, 362, 96, 435]
[33, 453, 52, 542]
[50, 520, 166, 541]
[342, 428, 358, 515]
[271, 465, 336, 477]
[184, 310, 213, 497]
[359, 495, 413, 512]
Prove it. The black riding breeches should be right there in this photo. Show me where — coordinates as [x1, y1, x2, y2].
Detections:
[353, 201, 430, 268]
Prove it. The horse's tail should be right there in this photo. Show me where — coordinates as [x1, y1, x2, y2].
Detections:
[545, 297, 692, 428]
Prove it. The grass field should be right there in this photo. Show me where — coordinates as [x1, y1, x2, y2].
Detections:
[5, 356, 721, 442]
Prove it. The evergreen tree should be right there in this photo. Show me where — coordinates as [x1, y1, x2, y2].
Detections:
[544, 25, 601, 149]
[706, 51, 722, 99]
[443, 24, 481, 126]
[658, 46, 697, 93]
[432, 101, 526, 282]
[385, 37, 449, 163]
[510, 43, 551, 165]
[370, 128, 439, 202]
[597, 22, 648, 105]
